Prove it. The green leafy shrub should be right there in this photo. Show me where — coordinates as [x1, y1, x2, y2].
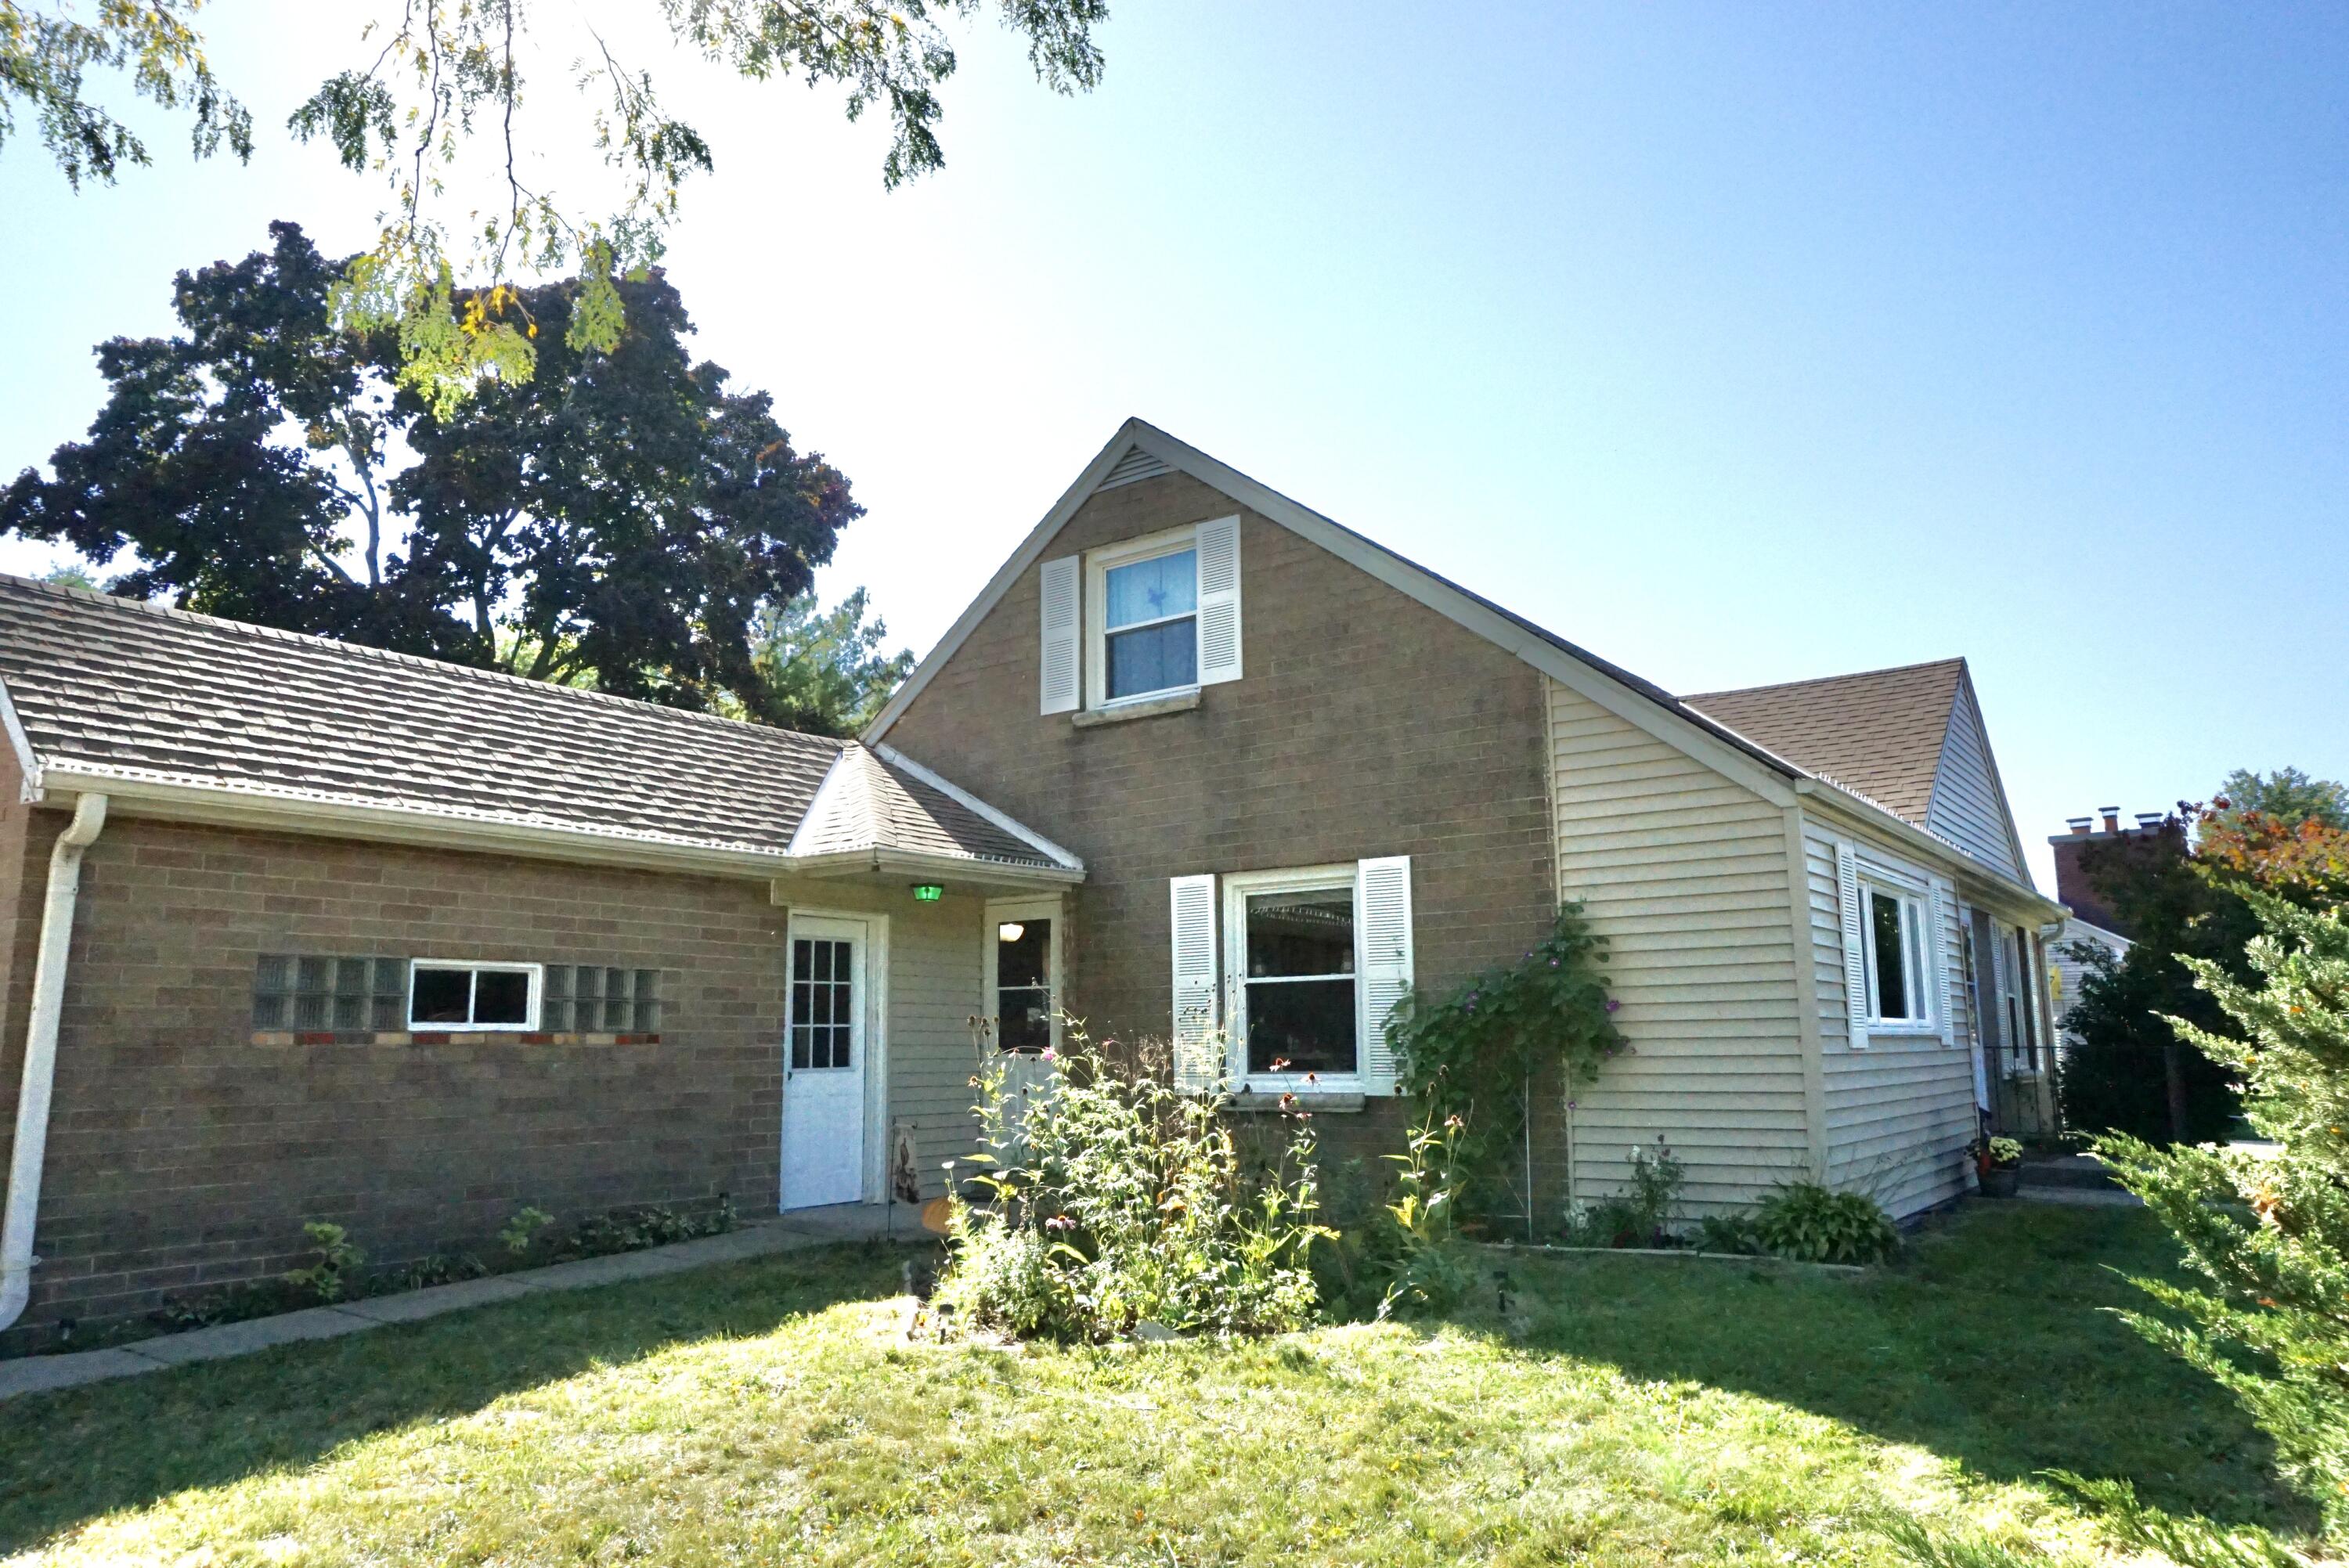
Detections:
[283, 1220, 365, 1303]
[1562, 1136, 1686, 1248]
[561, 1198, 735, 1260]
[392, 1253, 487, 1291]
[1752, 1183, 1900, 1264]
[935, 1025, 1329, 1340]
[1694, 1212, 1764, 1256]
[2097, 888, 2349, 1544]
[499, 1206, 554, 1256]
[1385, 903, 1626, 1219]
[1368, 1116, 1476, 1319]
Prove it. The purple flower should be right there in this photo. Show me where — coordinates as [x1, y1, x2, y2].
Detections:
[1566, 1098, 1579, 1111]
[1045, 1215, 1075, 1231]
[1549, 959, 1559, 968]
[1040, 1047, 1057, 1061]
[1604, 999, 1621, 1013]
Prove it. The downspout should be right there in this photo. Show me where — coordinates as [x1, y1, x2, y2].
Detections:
[0, 793, 108, 1332]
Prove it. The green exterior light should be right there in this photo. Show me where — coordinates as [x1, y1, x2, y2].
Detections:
[911, 884, 944, 903]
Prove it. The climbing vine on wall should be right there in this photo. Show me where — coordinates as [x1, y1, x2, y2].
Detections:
[1383, 902, 1626, 1216]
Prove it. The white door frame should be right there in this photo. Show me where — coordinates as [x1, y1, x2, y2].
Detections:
[781, 906, 890, 1208]
[980, 893, 1065, 1052]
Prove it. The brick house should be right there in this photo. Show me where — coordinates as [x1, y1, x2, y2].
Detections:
[0, 416, 2066, 1346]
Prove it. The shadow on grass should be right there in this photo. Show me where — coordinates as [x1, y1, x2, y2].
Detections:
[0, 1240, 907, 1555]
[1488, 1201, 2311, 1534]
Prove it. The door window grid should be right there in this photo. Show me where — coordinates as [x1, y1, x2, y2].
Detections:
[792, 938, 855, 1070]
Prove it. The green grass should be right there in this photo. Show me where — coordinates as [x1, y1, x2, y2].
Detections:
[0, 1203, 2310, 1566]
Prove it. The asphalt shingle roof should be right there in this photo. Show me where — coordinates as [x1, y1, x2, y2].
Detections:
[0, 574, 1057, 868]
[1680, 658, 1966, 826]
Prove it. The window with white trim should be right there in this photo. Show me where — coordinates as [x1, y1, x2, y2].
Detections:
[1860, 882, 1932, 1028]
[1223, 867, 1364, 1087]
[989, 897, 1060, 1053]
[409, 961, 541, 1030]
[1100, 543, 1197, 701]
[1061, 516, 1242, 714]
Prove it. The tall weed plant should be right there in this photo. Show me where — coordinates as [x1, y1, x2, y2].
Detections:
[936, 1025, 1330, 1340]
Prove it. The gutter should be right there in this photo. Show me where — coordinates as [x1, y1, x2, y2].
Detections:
[0, 793, 107, 1332]
[1792, 778, 2066, 922]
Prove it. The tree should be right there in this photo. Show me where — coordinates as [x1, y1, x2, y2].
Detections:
[2, 220, 860, 716]
[4, 1, 1110, 406]
[2057, 813, 2252, 1144]
[2097, 885, 2349, 1546]
[2214, 768, 2349, 833]
[733, 588, 915, 737]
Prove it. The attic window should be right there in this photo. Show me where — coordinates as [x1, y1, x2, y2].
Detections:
[1102, 546, 1198, 701]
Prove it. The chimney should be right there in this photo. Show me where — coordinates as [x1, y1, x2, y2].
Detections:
[2100, 806, 2121, 833]
[2135, 812, 2165, 831]
[2066, 816, 2094, 835]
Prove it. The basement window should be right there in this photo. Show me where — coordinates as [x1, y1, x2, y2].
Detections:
[409, 961, 541, 1031]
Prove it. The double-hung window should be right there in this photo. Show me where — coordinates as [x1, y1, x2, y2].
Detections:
[1860, 882, 1932, 1028]
[1099, 543, 1199, 701]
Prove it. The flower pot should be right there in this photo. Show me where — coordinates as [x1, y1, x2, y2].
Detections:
[1979, 1166, 2020, 1199]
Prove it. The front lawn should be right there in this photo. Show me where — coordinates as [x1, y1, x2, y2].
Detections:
[0, 1203, 2310, 1565]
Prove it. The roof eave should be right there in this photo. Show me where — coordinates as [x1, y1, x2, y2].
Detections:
[781, 847, 1084, 889]
[1795, 777, 2064, 920]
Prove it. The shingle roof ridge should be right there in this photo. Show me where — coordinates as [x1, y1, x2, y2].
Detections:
[0, 571, 845, 759]
[1682, 655, 1967, 705]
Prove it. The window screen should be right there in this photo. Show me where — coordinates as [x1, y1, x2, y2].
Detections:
[1243, 887, 1357, 1076]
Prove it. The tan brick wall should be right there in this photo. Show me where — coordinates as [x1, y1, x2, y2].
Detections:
[883, 471, 1560, 1186]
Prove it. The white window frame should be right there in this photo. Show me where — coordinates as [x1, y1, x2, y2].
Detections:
[1221, 864, 1365, 1094]
[983, 894, 1063, 1055]
[1856, 871, 1936, 1034]
[1084, 525, 1203, 710]
[407, 959, 543, 1032]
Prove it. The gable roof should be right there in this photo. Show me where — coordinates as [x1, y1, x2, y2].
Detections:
[868, 417, 2054, 910]
[1680, 659, 1966, 826]
[0, 574, 1074, 877]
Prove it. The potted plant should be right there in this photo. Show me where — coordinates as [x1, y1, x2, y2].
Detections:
[1970, 1135, 2023, 1198]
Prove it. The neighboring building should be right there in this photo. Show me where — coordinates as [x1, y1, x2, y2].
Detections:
[0, 416, 2068, 1346]
[873, 420, 2066, 1221]
[2044, 808, 2157, 1051]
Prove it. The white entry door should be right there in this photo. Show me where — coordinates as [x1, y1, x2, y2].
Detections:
[782, 916, 868, 1209]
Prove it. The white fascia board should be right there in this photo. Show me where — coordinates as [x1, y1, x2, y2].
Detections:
[870, 743, 1084, 871]
[1795, 780, 2066, 922]
[0, 677, 41, 802]
[42, 766, 800, 881]
[780, 848, 1084, 889]
[863, 420, 1149, 742]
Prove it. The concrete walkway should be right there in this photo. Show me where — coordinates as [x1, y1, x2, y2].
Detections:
[0, 1203, 919, 1404]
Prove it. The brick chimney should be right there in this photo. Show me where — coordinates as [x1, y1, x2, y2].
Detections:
[2049, 806, 2177, 940]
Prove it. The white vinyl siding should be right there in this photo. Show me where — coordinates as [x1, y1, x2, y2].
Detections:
[1545, 677, 1808, 1212]
[1803, 814, 1978, 1218]
[1925, 683, 2026, 882]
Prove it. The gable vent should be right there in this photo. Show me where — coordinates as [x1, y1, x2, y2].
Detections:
[1095, 445, 1172, 490]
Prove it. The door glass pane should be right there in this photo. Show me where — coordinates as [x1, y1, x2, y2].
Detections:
[997, 917, 1052, 1052]
[1244, 889, 1356, 1075]
[1869, 892, 1911, 1019]
[1105, 618, 1196, 699]
[792, 939, 855, 1071]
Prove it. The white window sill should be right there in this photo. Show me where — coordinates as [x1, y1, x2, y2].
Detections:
[1862, 1022, 1941, 1039]
[1227, 1089, 1368, 1115]
[1072, 687, 1201, 727]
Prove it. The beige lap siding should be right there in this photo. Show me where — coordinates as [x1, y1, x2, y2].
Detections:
[1801, 814, 1978, 1218]
[1544, 679, 1810, 1213]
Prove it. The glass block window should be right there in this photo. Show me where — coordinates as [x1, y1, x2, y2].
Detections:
[542, 965, 660, 1033]
[254, 955, 406, 1031]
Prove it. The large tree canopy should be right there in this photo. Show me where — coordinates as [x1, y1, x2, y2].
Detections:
[2, 1, 1110, 406]
[2, 219, 861, 718]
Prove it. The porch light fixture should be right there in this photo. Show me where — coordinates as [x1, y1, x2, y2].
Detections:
[998, 922, 1025, 943]
[911, 884, 944, 902]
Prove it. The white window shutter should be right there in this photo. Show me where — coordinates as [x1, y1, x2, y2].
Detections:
[1195, 516, 1243, 686]
[1170, 874, 1221, 1094]
[1039, 555, 1080, 715]
[1356, 856, 1413, 1095]
[1929, 881, 1956, 1046]
[1835, 841, 1869, 1051]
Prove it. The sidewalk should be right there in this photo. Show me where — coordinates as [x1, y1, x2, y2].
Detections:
[0, 1203, 919, 1404]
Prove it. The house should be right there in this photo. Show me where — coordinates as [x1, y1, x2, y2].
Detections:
[0, 416, 2064, 1346]
[870, 420, 2067, 1220]
[2044, 807, 2153, 1051]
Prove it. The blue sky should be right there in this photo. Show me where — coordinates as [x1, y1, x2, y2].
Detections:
[4, 2, 2344, 891]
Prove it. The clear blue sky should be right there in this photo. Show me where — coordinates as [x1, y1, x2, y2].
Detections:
[4, 2, 2344, 892]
